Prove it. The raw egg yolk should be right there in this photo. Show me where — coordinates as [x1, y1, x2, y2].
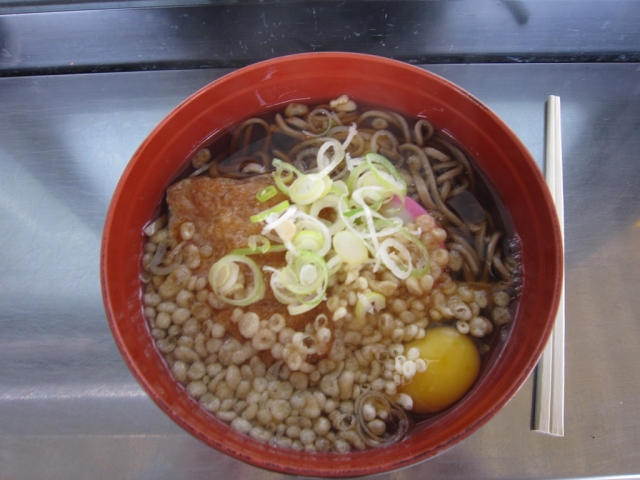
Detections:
[400, 327, 480, 414]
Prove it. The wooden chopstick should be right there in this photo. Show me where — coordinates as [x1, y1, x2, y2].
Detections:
[533, 95, 565, 436]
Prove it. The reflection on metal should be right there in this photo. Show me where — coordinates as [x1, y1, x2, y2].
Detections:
[1, 384, 146, 401]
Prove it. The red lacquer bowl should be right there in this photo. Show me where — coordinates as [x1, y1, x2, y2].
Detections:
[101, 52, 563, 477]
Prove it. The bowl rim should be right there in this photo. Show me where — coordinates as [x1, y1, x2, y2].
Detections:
[101, 51, 563, 477]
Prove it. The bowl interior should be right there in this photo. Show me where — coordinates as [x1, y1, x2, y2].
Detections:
[101, 52, 562, 477]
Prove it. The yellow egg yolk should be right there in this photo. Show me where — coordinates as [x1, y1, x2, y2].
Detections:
[400, 326, 480, 414]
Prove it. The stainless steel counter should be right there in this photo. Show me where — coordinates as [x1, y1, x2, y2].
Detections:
[1, 63, 640, 479]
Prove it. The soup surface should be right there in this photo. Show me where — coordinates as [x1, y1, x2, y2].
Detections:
[140, 96, 521, 452]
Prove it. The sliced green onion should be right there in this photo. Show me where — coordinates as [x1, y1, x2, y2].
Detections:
[369, 198, 384, 212]
[250, 200, 290, 223]
[330, 180, 349, 196]
[272, 159, 303, 176]
[280, 266, 320, 296]
[400, 228, 431, 277]
[333, 230, 369, 266]
[267, 268, 299, 305]
[365, 152, 407, 196]
[351, 186, 387, 210]
[291, 212, 332, 257]
[274, 169, 293, 195]
[372, 216, 404, 238]
[315, 138, 346, 178]
[336, 195, 377, 257]
[280, 251, 327, 295]
[378, 238, 412, 279]
[308, 194, 348, 235]
[208, 255, 265, 306]
[292, 287, 328, 313]
[232, 244, 287, 256]
[381, 194, 405, 216]
[355, 291, 386, 326]
[272, 159, 302, 195]
[366, 291, 386, 310]
[299, 263, 319, 285]
[346, 156, 365, 172]
[341, 123, 359, 148]
[293, 230, 325, 253]
[295, 255, 328, 301]
[210, 260, 239, 294]
[326, 254, 343, 275]
[289, 173, 331, 206]
[346, 162, 370, 193]
[261, 205, 298, 234]
[248, 235, 270, 253]
[355, 171, 385, 190]
[256, 185, 277, 203]
[268, 250, 329, 316]
[343, 207, 363, 218]
[287, 302, 317, 316]
[351, 186, 384, 255]
[274, 220, 296, 243]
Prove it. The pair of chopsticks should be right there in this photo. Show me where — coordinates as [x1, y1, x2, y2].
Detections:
[533, 95, 565, 436]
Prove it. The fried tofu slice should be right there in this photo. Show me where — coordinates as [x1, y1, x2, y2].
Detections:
[166, 175, 329, 339]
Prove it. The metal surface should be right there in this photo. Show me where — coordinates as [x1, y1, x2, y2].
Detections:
[1, 1, 640, 75]
[1, 63, 640, 479]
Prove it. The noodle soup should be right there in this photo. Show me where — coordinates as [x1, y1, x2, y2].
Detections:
[140, 96, 521, 452]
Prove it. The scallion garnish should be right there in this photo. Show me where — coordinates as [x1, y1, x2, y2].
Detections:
[256, 185, 277, 203]
[250, 200, 290, 223]
[208, 254, 265, 306]
[208, 126, 433, 315]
